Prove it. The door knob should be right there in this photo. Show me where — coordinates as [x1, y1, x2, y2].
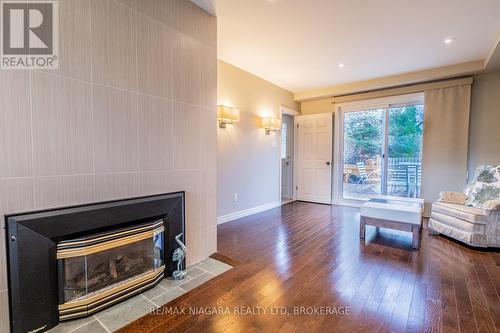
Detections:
[326, 161, 331, 165]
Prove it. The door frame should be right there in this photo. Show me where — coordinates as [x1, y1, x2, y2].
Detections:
[333, 93, 424, 206]
[279, 106, 300, 201]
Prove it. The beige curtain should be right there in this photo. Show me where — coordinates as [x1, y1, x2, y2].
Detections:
[421, 84, 472, 216]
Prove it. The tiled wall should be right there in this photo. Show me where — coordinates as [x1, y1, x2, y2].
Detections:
[0, 1, 217, 330]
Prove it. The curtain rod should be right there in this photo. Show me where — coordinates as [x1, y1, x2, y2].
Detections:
[331, 76, 474, 104]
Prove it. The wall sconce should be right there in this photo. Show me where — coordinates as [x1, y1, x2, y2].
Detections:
[261, 117, 281, 135]
[217, 105, 239, 128]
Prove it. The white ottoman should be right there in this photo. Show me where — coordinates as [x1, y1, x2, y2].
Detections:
[360, 195, 424, 249]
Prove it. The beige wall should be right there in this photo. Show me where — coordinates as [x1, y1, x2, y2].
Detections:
[468, 71, 500, 176]
[0, 1, 217, 329]
[217, 61, 299, 218]
[300, 98, 334, 115]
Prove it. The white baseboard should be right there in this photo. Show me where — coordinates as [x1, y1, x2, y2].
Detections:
[217, 201, 282, 224]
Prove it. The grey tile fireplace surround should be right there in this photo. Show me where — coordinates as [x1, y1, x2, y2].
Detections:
[48, 258, 232, 333]
[0, 0, 218, 331]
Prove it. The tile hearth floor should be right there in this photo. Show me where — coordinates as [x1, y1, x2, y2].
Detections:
[48, 258, 233, 333]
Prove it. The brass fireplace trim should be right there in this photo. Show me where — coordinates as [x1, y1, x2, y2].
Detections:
[56, 221, 164, 259]
[59, 265, 165, 320]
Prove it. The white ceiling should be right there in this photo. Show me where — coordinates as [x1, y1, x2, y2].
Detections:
[215, 0, 500, 93]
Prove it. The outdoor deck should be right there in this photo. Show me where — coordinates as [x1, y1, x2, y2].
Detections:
[343, 158, 421, 200]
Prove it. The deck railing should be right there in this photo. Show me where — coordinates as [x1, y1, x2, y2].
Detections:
[344, 157, 422, 197]
[388, 157, 421, 165]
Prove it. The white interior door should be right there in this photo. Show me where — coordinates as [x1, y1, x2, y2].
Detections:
[296, 113, 333, 204]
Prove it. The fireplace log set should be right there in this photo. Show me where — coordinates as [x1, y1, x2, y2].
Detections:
[64, 242, 159, 301]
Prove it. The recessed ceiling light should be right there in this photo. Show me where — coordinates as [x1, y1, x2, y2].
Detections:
[444, 37, 456, 44]
[338, 63, 345, 68]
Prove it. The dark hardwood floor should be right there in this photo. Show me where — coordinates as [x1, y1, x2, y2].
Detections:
[119, 201, 500, 333]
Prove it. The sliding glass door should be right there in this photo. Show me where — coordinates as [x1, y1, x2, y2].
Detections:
[386, 104, 424, 198]
[342, 109, 385, 200]
[340, 99, 424, 201]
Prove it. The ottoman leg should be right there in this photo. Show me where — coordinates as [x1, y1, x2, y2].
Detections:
[360, 216, 366, 240]
[412, 225, 420, 249]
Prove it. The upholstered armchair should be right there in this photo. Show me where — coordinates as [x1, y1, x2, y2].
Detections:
[428, 165, 500, 248]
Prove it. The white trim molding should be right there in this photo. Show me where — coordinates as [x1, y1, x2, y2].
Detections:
[280, 105, 300, 116]
[217, 201, 282, 224]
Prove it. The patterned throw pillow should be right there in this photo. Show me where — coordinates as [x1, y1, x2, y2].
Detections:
[464, 165, 490, 197]
[465, 165, 500, 208]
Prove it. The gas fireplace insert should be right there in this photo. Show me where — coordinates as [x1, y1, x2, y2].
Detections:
[5, 192, 185, 333]
[57, 219, 165, 320]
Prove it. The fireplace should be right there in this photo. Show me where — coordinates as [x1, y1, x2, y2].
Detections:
[5, 192, 185, 333]
[58, 219, 165, 320]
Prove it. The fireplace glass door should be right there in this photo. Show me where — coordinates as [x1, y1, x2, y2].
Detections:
[57, 220, 165, 320]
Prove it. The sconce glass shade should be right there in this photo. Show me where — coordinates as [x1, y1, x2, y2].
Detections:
[217, 105, 239, 128]
[261, 117, 281, 134]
